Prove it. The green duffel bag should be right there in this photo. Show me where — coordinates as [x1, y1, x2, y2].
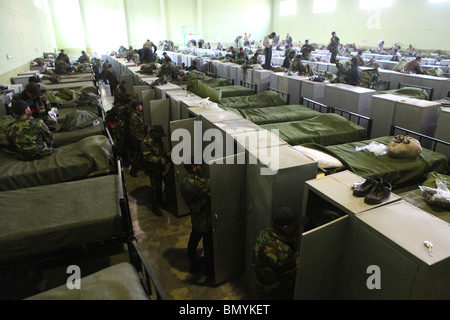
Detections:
[187, 79, 222, 103]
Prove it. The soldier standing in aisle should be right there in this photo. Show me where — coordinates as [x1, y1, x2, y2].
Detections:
[106, 64, 119, 96]
[141, 125, 171, 216]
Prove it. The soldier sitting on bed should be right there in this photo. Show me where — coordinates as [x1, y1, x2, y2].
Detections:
[6, 100, 54, 161]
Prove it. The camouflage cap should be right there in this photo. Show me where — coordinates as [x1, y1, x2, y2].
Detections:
[12, 100, 30, 115]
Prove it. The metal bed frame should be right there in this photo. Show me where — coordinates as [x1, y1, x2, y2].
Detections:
[301, 97, 332, 113]
[390, 125, 450, 155]
[332, 107, 373, 140]
[268, 87, 291, 105]
[300, 97, 373, 139]
[398, 83, 434, 101]
[128, 236, 169, 300]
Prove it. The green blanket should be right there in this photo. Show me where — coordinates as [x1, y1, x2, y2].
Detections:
[379, 87, 429, 100]
[59, 110, 101, 132]
[0, 175, 123, 262]
[178, 77, 231, 90]
[187, 79, 222, 102]
[261, 113, 367, 146]
[224, 105, 321, 125]
[54, 124, 104, 147]
[215, 85, 255, 98]
[218, 91, 286, 109]
[302, 137, 449, 187]
[0, 135, 114, 191]
[44, 88, 80, 105]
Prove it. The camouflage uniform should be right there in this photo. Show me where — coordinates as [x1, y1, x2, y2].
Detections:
[106, 67, 119, 96]
[55, 60, 70, 75]
[12, 92, 54, 129]
[328, 35, 340, 63]
[128, 110, 148, 176]
[101, 61, 109, 83]
[249, 55, 259, 65]
[91, 58, 101, 82]
[6, 115, 54, 161]
[78, 52, 90, 63]
[237, 51, 249, 61]
[252, 228, 299, 300]
[141, 130, 170, 215]
[181, 171, 214, 276]
[289, 57, 307, 75]
[301, 44, 314, 60]
[56, 52, 70, 65]
[156, 62, 178, 85]
[114, 85, 132, 107]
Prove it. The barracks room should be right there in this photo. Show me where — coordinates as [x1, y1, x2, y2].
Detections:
[0, 0, 450, 302]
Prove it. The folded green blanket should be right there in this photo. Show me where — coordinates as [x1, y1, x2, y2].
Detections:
[379, 87, 429, 100]
[261, 113, 367, 146]
[187, 79, 222, 102]
[218, 91, 286, 109]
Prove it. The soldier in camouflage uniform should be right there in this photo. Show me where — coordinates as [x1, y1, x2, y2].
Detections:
[12, 84, 55, 130]
[301, 40, 315, 61]
[101, 61, 109, 83]
[128, 101, 149, 177]
[289, 55, 308, 75]
[77, 51, 90, 63]
[249, 52, 260, 65]
[236, 48, 249, 61]
[105, 105, 126, 158]
[6, 100, 54, 161]
[55, 59, 71, 75]
[328, 31, 340, 63]
[141, 125, 171, 216]
[156, 58, 182, 85]
[106, 64, 119, 96]
[252, 207, 299, 300]
[91, 58, 101, 82]
[181, 162, 214, 283]
[56, 49, 70, 65]
[114, 81, 133, 107]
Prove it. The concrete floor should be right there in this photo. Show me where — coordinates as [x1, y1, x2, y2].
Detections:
[123, 169, 252, 300]
[100, 82, 252, 300]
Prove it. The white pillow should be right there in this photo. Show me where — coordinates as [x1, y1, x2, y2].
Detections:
[293, 146, 344, 169]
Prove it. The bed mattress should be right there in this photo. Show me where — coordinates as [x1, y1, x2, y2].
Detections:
[0, 135, 114, 191]
[0, 174, 123, 262]
[260, 113, 367, 146]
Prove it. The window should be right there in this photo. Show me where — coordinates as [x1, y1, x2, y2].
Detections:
[313, 0, 337, 14]
[359, 0, 393, 9]
[280, 0, 297, 16]
[34, 0, 42, 9]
